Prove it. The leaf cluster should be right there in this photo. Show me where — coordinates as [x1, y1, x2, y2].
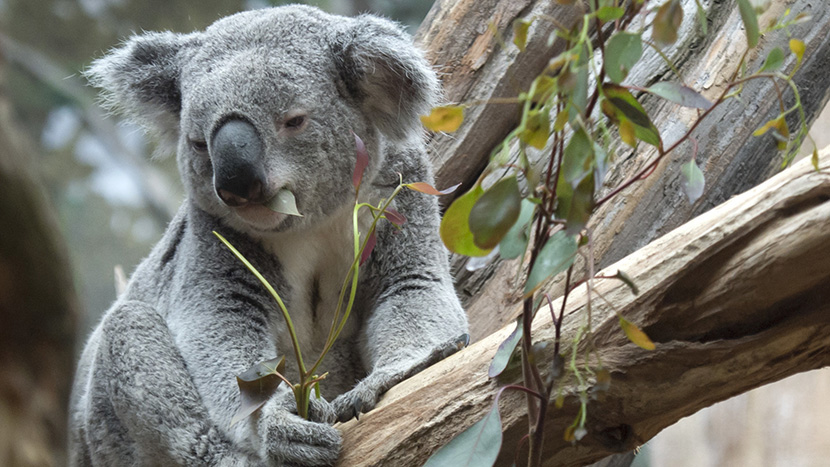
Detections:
[421, 1, 815, 465]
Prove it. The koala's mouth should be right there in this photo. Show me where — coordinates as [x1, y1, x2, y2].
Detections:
[232, 204, 289, 231]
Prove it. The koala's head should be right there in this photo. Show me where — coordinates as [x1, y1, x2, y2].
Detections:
[87, 5, 438, 235]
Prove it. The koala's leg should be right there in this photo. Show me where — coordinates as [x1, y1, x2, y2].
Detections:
[333, 182, 469, 422]
[86, 301, 263, 466]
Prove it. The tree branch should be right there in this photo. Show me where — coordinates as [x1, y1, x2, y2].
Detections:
[336, 151, 830, 466]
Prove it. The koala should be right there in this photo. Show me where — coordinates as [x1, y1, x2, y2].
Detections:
[68, 5, 468, 466]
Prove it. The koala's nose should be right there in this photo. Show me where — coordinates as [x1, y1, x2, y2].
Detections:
[210, 118, 266, 207]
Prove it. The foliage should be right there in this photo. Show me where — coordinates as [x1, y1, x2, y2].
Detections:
[421, 1, 813, 465]
[216, 134, 455, 421]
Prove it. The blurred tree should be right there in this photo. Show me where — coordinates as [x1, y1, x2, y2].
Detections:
[0, 54, 79, 467]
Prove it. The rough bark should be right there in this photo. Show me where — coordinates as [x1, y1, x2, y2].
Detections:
[416, 0, 830, 341]
[0, 56, 79, 467]
[337, 149, 830, 467]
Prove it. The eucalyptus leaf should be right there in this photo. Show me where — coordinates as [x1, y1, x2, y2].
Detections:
[423, 404, 503, 467]
[680, 159, 705, 203]
[619, 317, 656, 350]
[737, 0, 760, 48]
[524, 231, 578, 297]
[488, 318, 523, 378]
[499, 199, 535, 260]
[604, 32, 642, 84]
[653, 0, 683, 46]
[646, 82, 713, 109]
[440, 185, 492, 257]
[231, 356, 286, 426]
[266, 189, 303, 217]
[759, 47, 785, 72]
[561, 128, 595, 186]
[469, 177, 522, 250]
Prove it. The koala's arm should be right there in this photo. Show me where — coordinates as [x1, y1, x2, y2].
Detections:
[74, 300, 264, 466]
[333, 148, 469, 421]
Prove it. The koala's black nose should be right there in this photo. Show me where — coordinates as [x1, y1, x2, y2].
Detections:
[210, 118, 266, 207]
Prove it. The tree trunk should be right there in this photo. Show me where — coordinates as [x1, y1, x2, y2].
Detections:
[336, 150, 830, 467]
[0, 56, 79, 467]
[416, 0, 830, 341]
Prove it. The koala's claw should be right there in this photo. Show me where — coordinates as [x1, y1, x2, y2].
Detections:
[334, 396, 367, 423]
[445, 333, 470, 357]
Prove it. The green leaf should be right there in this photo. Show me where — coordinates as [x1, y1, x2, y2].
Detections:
[530, 75, 557, 104]
[759, 47, 785, 72]
[604, 32, 643, 84]
[524, 231, 578, 297]
[231, 356, 286, 426]
[424, 404, 503, 467]
[488, 318, 523, 378]
[680, 159, 705, 203]
[440, 185, 492, 257]
[520, 110, 551, 150]
[615, 270, 639, 295]
[695, 0, 708, 35]
[653, 0, 683, 46]
[513, 19, 530, 52]
[596, 6, 625, 22]
[561, 128, 595, 186]
[737, 0, 760, 48]
[421, 105, 465, 132]
[556, 172, 594, 235]
[602, 84, 662, 147]
[499, 199, 535, 260]
[469, 177, 522, 250]
[619, 316, 656, 350]
[266, 188, 303, 217]
[812, 147, 820, 172]
[646, 82, 713, 109]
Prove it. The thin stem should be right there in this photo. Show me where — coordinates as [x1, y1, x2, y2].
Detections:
[213, 231, 307, 375]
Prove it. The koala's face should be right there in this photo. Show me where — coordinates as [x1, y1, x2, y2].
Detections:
[88, 5, 438, 236]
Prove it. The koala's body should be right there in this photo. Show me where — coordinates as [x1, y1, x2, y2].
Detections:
[69, 5, 468, 466]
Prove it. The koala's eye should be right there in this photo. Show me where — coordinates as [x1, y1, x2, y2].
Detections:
[284, 115, 306, 129]
[190, 138, 208, 153]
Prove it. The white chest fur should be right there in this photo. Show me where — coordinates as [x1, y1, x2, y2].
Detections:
[262, 203, 374, 359]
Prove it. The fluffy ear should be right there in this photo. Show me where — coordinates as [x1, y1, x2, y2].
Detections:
[331, 15, 440, 140]
[86, 31, 200, 147]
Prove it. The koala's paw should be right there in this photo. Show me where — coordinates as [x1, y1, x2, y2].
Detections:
[262, 412, 341, 466]
[412, 333, 470, 375]
[306, 395, 337, 425]
[331, 378, 383, 423]
[440, 333, 470, 359]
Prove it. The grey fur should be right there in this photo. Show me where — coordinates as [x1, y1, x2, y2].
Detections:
[70, 5, 467, 466]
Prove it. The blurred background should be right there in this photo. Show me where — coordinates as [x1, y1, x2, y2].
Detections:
[1, 0, 828, 465]
[0, 0, 435, 334]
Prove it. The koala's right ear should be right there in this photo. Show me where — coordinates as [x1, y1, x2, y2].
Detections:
[86, 31, 200, 147]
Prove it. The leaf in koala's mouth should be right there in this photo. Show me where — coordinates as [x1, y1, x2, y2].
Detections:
[266, 189, 303, 217]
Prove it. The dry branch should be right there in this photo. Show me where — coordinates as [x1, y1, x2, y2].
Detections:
[337, 152, 830, 466]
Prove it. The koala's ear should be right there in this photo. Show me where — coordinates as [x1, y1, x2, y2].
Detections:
[86, 31, 200, 146]
[331, 16, 439, 139]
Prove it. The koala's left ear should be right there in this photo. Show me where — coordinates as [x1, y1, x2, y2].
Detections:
[86, 31, 201, 148]
[331, 15, 439, 139]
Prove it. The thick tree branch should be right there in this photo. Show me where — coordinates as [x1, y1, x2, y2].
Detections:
[337, 152, 830, 466]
